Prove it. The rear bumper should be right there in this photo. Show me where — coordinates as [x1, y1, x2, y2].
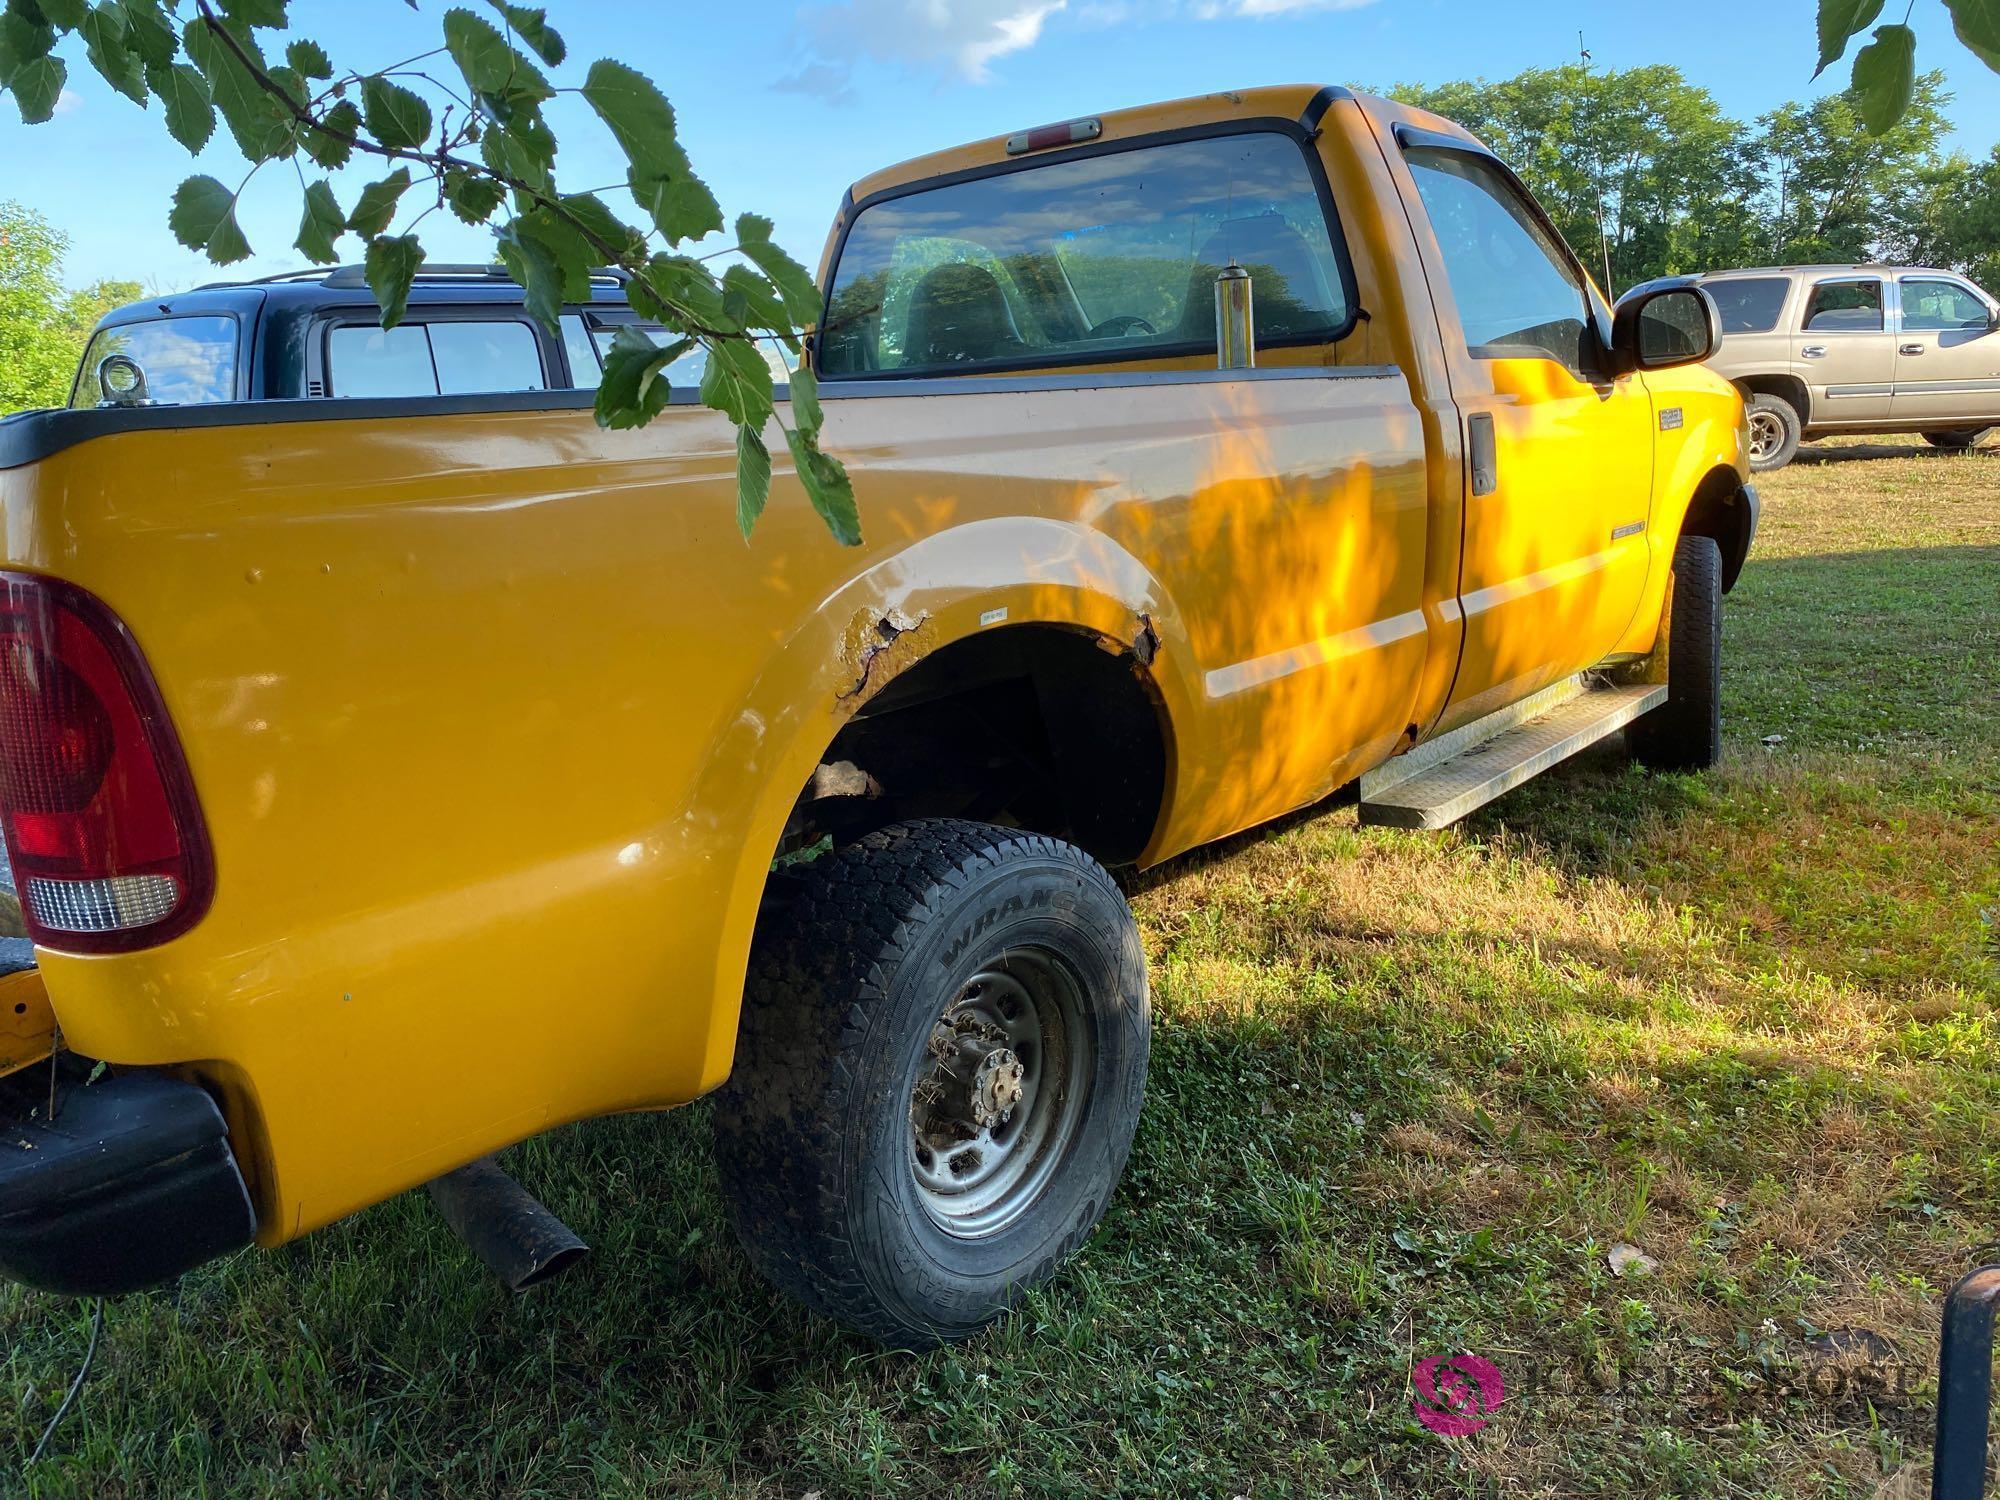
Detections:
[0, 1067, 255, 1296]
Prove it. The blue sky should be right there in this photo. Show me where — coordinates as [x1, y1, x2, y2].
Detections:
[6, 0, 1998, 291]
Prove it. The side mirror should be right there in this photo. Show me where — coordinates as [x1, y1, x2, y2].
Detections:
[1611, 285, 1720, 375]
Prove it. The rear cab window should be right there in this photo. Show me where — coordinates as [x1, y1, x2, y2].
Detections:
[71, 316, 239, 408]
[1701, 277, 1790, 334]
[819, 129, 1355, 377]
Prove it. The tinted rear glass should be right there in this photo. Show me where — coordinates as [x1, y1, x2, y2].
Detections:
[326, 319, 546, 397]
[71, 316, 238, 408]
[820, 131, 1351, 376]
[1702, 277, 1790, 334]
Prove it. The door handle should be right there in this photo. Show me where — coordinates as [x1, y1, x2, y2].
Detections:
[1900, 343, 1927, 355]
[1800, 346, 1828, 359]
[1467, 413, 1497, 498]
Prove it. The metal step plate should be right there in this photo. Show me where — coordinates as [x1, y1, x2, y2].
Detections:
[1359, 683, 1666, 830]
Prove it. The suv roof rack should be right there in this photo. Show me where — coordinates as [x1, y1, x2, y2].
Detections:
[193, 263, 632, 292]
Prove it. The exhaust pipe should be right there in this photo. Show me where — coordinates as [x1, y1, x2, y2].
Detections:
[426, 1156, 588, 1291]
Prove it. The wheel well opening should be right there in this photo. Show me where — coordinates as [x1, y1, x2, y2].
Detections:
[1736, 374, 1810, 426]
[1680, 466, 1753, 593]
[779, 624, 1170, 867]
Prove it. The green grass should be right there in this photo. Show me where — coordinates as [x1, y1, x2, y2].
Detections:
[7, 437, 1998, 1497]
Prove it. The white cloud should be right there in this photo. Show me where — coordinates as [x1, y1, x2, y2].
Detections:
[52, 89, 82, 117]
[782, 0, 1066, 100]
[776, 0, 1380, 100]
[1200, 0, 1378, 14]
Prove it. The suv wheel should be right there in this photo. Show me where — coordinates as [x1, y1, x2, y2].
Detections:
[714, 819, 1150, 1350]
[1630, 534, 1724, 772]
[1745, 393, 1802, 472]
[1922, 428, 1993, 451]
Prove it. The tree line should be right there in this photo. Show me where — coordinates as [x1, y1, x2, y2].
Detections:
[1391, 65, 2000, 297]
[0, 203, 142, 414]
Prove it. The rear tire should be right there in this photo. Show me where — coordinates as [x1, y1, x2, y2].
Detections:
[1629, 534, 1723, 772]
[1745, 393, 1801, 472]
[1922, 428, 1993, 451]
[713, 819, 1150, 1350]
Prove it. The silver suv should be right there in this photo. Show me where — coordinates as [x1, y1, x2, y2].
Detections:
[1621, 265, 1999, 471]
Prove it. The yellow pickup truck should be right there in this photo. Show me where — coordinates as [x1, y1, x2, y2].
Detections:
[0, 85, 1753, 1348]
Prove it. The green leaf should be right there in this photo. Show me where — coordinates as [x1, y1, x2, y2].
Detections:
[0, 10, 58, 75]
[146, 61, 211, 151]
[787, 359, 822, 436]
[285, 37, 330, 78]
[721, 264, 789, 336]
[116, 0, 175, 67]
[443, 165, 506, 224]
[302, 96, 359, 168]
[736, 214, 822, 329]
[296, 179, 343, 263]
[1946, 0, 2000, 68]
[169, 173, 251, 263]
[558, 192, 646, 264]
[594, 325, 683, 430]
[1851, 23, 1917, 135]
[36, 0, 87, 28]
[644, 253, 736, 333]
[364, 234, 424, 329]
[494, 211, 590, 333]
[80, 2, 145, 104]
[581, 59, 722, 245]
[1814, 0, 1884, 76]
[484, 0, 563, 66]
[5, 51, 62, 121]
[735, 423, 770, 538]
[186, 16, 293, 160]
[443, 7, 550, 111]
[360, 74, 430, 149]
[699, 335, 774, 429]
[782, 427, 860, 546]
[480, 121, 554, 198]
[346, 166, 413, 237]
[218, 0, 285, 26]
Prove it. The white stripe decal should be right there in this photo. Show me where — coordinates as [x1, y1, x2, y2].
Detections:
[1205, 609, 1427, 698]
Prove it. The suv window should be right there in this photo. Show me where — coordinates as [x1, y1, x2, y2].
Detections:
[71, 316, 238, 408]
[1802, 281, 1882, 332]
[819, 130, 1352, 376]
[327, 318, 546, 397]
[1702, 277, 1790, 334]
[1900, 279, 1990, 331]
[1404, 146, 1592, 368]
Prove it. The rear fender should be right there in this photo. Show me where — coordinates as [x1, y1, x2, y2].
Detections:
[677, 515, 1198, 1092]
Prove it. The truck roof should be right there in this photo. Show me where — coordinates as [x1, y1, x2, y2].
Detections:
[841, 84, 1420, 210]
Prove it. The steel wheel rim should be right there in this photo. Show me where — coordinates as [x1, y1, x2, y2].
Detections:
[1748, 410, 1783, 460]
[908, 951, 1092, 1239]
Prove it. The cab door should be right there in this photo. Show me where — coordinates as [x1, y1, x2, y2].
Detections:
[1395, 135, 1656, 728]
[1890, 275, 2000, 427]
[1793, 276, 1895, 425]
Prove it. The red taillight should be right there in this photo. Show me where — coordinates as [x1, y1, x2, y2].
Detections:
[0, 572, 213, 952]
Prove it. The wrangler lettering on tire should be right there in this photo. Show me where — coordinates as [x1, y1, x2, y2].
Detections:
[713, 820, 1150, 1349]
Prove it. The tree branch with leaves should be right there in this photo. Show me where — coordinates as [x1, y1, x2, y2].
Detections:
[1815, 0, 2000, 134]
[0, 0, 858, 543]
